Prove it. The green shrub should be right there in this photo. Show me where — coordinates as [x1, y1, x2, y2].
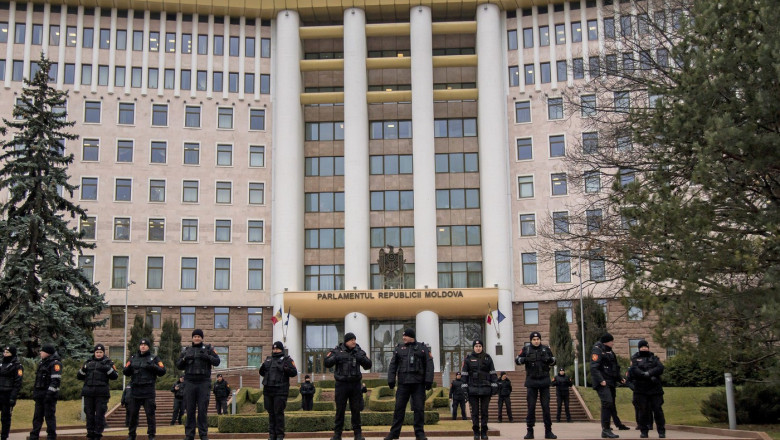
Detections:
[217, 411, 439, 433]
[255, 388, 303, 412]
[312, 401, 336, 410]
[664, 354, 721, 387]
[701, 384, 780, 424]
[368, 386, 396, 411]
[182, 414, 219, 428]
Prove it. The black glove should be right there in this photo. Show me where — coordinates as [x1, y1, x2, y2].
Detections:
[515, 356, 526, 365]
[388, 382, 395, 389]
[184, 354, 195, 362]
[425, 382, 433, 390]
[491, 383, 498, 396]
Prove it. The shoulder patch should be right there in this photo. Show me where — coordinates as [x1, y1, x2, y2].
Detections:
[591, 354, 599, 362]
[54, 364, 61, 372]
[429, 351, 433, 359]
[326, 351, 332, 357]
[18, 369, 23, 376]
[126, 361, 131, 368]
[291, 360, 296, 367]
[113, 364, 118, 371]
[158, 361, 164, 367]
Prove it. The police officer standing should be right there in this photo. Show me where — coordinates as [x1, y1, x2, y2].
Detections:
[77, 344, 119, 440]
[497, 372, 513, 423]
[259, 341, 298, 440]
[323, 332, 373, 440]
[462, 339, 498, 440]
[591, 333, 629, 439]
[170, 376, 186, 425]
[177, 329, 221, 440]
[552, 368, 572, 423]
[515, 332, 557, 440]
[299, 375, 315, 411]
[628, 340, 665, 439]
[123, 338, 166, 440]
[384, 328, 434, 440]
[30, 344, 62, 440]
[0, 346, 23, 440]
[449, 372, 467, 420]
[213, 374, 231, 415]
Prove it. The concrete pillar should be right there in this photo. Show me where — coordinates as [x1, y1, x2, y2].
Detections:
[345, 312, 371, 370]
[416, 310, 440, 372]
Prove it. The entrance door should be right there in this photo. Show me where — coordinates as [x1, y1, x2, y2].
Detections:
[440, 320, 484, 373]
[370, 320, 415, 373]
[303, 322, 344, 375]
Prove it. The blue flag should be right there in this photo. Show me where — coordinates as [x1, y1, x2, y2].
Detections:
[496, 309, 506, 324]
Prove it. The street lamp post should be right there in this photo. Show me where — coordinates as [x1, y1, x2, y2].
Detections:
[122, 280, 136, 389]
[577, 255, 587, 387]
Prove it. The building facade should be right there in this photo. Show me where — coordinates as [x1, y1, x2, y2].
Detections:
[0, 0, 665, 373]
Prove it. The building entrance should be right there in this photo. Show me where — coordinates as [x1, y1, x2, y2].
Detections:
[303, 322, 344, 375]
[370, 320, 415, 373]
[441, 320, 484, 373]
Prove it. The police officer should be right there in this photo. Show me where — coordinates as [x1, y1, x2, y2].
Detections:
[324, 332, 373, 440]
[591, 333, 629, 439]
[177, 329, 221, 440]
[30, 344, 62, 440]
[299, 375, 315, 411]
[0, 346, 23, 440]
[259, 341, 298, 440]
[449, 372, 467, 420]
[497, 372, 513, 423]
[628, 340, 665, 439]
[120, 384, 131, 427]
[462, 339, 498, 440]
[77, 344, 119, 440]
[170, 376, 186, 425]
[213, 374, 231, 415]
[384, 328, 434, 440]
[552, 368, 572, 423]
[515, 331, 557, 440]
[123, 338, 166, 440]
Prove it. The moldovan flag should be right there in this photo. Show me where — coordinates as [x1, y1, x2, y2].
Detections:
[486, 312, 493, 325]
[271, 308, 283, 325]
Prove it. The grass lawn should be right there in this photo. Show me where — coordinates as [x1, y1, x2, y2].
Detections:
[11, 390, 123, 430]
[576, 387, 780, 440]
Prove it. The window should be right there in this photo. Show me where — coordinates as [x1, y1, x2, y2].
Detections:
[623, 52, 634, 73]
[164, 69, 175, 89]
[614, 91, 630, 113]
[14, 23, 25, 44]
[551, 173, 568, 195]
[557, 60, 567, 82]
[306, 229, 345, 249]
[304, 265, 345, 291]
[110, 307, 125, 329]
[555, 251, 572, 283]
[436, 225, 481, 246]
[113, 217, 130, 240]
[370, 227, 414, 248]
[620, 168, 636, 186]
[81, 64, 93, 85]
[540, 62, 551, 83]
[152, 104, 168, 126]
[228, 36, 239, 56]
[524, 302, 539, 324]
[555, 23, 566, 44]
[260, 74, 270, 94]
[147, 257, 164, 289]
[149, 31, 160, 52]
[150, 141, 167, 164]
[515, 101, 531, 123]
[604, 18, 615, 39]
[182, 180, 199, 203]
[99, 28, 110, 49]
[213, 71, 223, 92]
[587, 19, 598, 40]
[583, 132, 599, 154]
[587, 209, 603, 232]
[116, 29, 127, 50]
[185, 106, 201, 128]
[248, 346, 263, 367]
[182, 33, 192, 53]
[181, 257, 197, 289]
[249, 109, 265, 130]
[118, 102, 135, 125]
[573, 58, 584, 79]
[517, 138, 533, 160]
[181, 69, 191, 90]
[196, 70, 207, 91]
[216, 144, 233, 166]
[197, 34, 207, 55]
[111, 256, 129, 288]
[369, 120, 413, 139]
[215, 220, 231, 242]
[553, 211, 569, 234]
[305, 192, 345, 212]
[214, 307, 229, 328]
[217, 107, 233, 129]
[261, 38, 271, 57]
[182, 219, 198, 242]
[81, 177, 98, 200]
[214, 35, 224, 55]
[549, 135, 565, 157]
[628, 302, 644, 320]
[248, 220, 264, 243]
[435, 189, 479, 210]
[509, 66, 519, 87]
[585, 170, 601, 193]
[522, 28, 533, 48]
[524, 64, 535, 85]
[518, 176, 534, 198]
[589, 57, 601, 77]
[520, 214, 536, 236]
[216, 182, 232, 204]
[437, 262, 483, 288]
[305, 122, 345, 141]
[247, 308, 263, 329]
[148, 218, 165, 241]
[245, 73, 255, 94]
[539, 25, 549, 46]
[84, 101, 101, 123]
[371, 190, 415, 211]
[115, 178, 132, 201]
[589, 249, 606, 281]
[149, 70, 161, 92]
[228, 72, 239, 92]
[214, 259, 231, 290]
[606, 54, 618, 75]
[115, 66, 126, 87]
[628, 339, 642, 357]
[507, 29, 518, 50]
[249, 146, 265, 167]
[79, 256, 95, 283]
[249, 183, 265, 205]
[548, 97, 563, 120]
[581, 95, 596, 117]
[620, 15, 633, 37]
[48, 25, 60, 46]
[165, 32, 176, 52]
[310, 156, 346, 176]
[245, 37, 256, 57]
[66, 26, 77, 47]
[434, 153, 478, 173]
[149, 180, 165, 202]
[558, 301, 574, 323]
[180, 307, 195, 329]
[82, 139, 99, 161]
[183, 143, 200, 165]
[571, 21, 582, 42]
[214, 345, 228, 366]
[80, 216, 97, 239]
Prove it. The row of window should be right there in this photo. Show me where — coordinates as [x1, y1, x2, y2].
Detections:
[80, 216, 266, 244]
[517, 169, 634, 198]
[521, 299, 643, 327]
[80, 139, 266, 167]
[514, 90, 651, 125]
[303, 153, 478, 176]
[303, 261, 484, 291]
[78, 177, 266, 205]
[1, 22, 271, 57]
[109, 306, 265, 332]
[515, 131, 633, 162]
[519, 209, 613, 238]
[302, 119, 478, 142]
[519, 250, 604, 285]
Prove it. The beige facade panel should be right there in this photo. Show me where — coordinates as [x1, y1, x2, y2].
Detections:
[432, 89, 478, 101]
[365, 23, 411, 37]
[300, 91, 346, 104]
[365, 57, 412, 70]
[431, 21, 477, 35]
[300, 59, 345, 72]
[300, 25, 344, 39]
[432, 54, 478, 67]
[366, 91, 413, 103]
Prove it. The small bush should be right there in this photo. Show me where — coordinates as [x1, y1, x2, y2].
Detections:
[664, 355, 721, 387]
[255, 388, 303, 412]
[182, 414, 219, 427]
[217, 411, 439, 433]
[700, 384, 780, 424]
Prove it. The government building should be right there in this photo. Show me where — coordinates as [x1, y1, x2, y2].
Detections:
[0, 0, 667, 374]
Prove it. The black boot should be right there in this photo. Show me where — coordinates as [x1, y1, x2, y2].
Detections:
[148, 436, 156, 440]
[383, 435, 398, 440]
[601, 429, 619, 439]
[640, 432, 648, 438]
[617, 425, 631, 431]
[331, 434, 342, 440]
[545, 428, 557, 439]
[354, 431, 364, 440]
[524, 428, 534, 439]
[659, 432, 666, 439]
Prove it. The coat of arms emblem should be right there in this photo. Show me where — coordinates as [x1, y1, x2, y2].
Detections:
[378, 246, 406, 289]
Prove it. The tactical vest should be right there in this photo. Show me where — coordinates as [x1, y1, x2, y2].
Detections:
[83, 359, 112, 388]
[34, 358, 54, 390]
[183, 345, 214, 380]
[525, 346, 552, 379]
[0, 358, 21, 390]
[333, 347, 362, 382]
[129, 354, 156, 387]
[261, 355, 288, 388]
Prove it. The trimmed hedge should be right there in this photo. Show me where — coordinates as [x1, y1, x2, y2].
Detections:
[182, 414, 219, 428]
[315, 378, 390, 388]
[368, 386, 396, 411]
[217, 411, 439, 433]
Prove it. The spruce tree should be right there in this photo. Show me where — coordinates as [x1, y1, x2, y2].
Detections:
[127, 315, 154, 357]
[158, 318, 182, 373]
[0, 56, 105, 358]
[575, 296, 607, 366]
[549, 309, 574, 370]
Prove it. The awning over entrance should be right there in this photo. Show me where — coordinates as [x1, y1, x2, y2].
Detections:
[283, 287, 499, 319]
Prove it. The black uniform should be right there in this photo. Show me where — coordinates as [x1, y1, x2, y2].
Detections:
[259, 352, 298, 440]
[77, 356, 119, 439]
[30, 353, 63, 440]
[590, 342, 625, 431]
[461, 352, 498, 437]
[213, 379, 231, 415]
[497, 377, 514, 422]
[551, 373, 572, 422]
[299, 381, 315, 411]
[516, 345, 556, 431]
[386, 341, 434, 440]
[121, 385, 132, 427]
[360, 384, 368, 411]
[449, 377, 468, 420]
[323, 342, 373, 439]
[177, 343, 221, 440]
[0, 352, 23, 440]
[170, 380, 186, 424]
[628, 351, 665, 436]
[123, 351, 166, 439]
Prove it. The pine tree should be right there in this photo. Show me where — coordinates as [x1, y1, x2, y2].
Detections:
[158, 318, 182, 373]
[127, 315, 154, 357]
[575, 296, 607, 367]
[0, 56, 105, 358]
[549, 309, 574, 370]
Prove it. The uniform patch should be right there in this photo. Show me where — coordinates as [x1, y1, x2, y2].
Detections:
[291, 360, 296, 367]
[54, 364, 61, 372]
[592, 354, 599, 361]
[17, 369, 23, 376]
[113, 365, 117, 371]
[126, 361, 131, 368]
[326, 352, 332, 357]
[158, 361, 164, 367]
[429, 351, 433, 359]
